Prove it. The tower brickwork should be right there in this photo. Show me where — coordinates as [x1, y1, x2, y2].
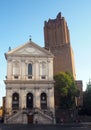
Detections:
[44, 12, 76, 79]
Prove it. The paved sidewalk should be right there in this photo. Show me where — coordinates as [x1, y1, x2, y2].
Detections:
[0, 123, 91, 130]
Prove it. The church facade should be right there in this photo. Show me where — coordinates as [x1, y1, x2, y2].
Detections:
[4, 41, 55, 124]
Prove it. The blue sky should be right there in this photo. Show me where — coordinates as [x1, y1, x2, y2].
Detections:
[0, 0, 91, 106]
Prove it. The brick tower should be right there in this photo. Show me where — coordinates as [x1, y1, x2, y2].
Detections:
[44, 12, 76, 79]
[44, 12, 83, 107]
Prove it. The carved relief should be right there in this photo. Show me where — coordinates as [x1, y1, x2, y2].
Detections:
[14, 46, 45, 56]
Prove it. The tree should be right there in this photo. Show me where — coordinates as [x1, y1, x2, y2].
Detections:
[83, 80, 91, 115]
[54, 72, 79, 108]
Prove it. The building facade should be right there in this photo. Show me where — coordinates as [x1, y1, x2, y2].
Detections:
[4, 41, 55, 124]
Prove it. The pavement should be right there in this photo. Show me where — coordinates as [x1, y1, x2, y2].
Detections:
[0, 122, 91, 130]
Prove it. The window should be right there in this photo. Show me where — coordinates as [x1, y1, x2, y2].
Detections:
[28, 63, 32, 79]
[40, 62, 46, 79]
[41, 76, 46, 79]
[14, 75, 18, 79]
[42, 62, 46, 75]
[13, 61, 20, 78]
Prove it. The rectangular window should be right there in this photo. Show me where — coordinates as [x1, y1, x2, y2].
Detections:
[28, 63, 32, 75]
[41, 76, 46, 79]
[40, 62, 46, 79]
[14, 75, 18, 79]
[28, 75, 32, 79]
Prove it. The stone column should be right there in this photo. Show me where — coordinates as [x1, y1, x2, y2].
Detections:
[34, 88, 40, 108]
[35, 60, 39, 80]
[21, 60, 26, 79]
[7, 60, 12, 79]
[22, 90, 26, 109]
[48, 59, 53, 80]
[5, 88, 12, 114]
[48, 87, 55, 112]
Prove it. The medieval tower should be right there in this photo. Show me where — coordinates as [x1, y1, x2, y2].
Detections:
[44, 12, 83, 107]
[44, 12, 76, 79]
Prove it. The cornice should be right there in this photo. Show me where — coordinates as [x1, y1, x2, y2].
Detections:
[4, 80, 55, 84]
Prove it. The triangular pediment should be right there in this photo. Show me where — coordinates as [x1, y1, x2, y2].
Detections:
[5, 41, 53, 58]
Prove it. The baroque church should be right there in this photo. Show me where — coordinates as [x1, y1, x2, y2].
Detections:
[4, 41, 55, 124]
[4, 12, 83, 124]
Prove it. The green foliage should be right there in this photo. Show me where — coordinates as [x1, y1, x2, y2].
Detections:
[54, 72, 79, 108]
[84, 81, 91, 115]
[86, 82, 91, 92]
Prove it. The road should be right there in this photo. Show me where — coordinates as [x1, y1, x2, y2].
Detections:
[0, 123, 91, 130]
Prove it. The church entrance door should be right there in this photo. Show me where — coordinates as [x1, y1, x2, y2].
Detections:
[41, 93, 47, 109]
[26, 93, 33, 109]
[27, 114, 33, 124]
[12, 92, 19, 110]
